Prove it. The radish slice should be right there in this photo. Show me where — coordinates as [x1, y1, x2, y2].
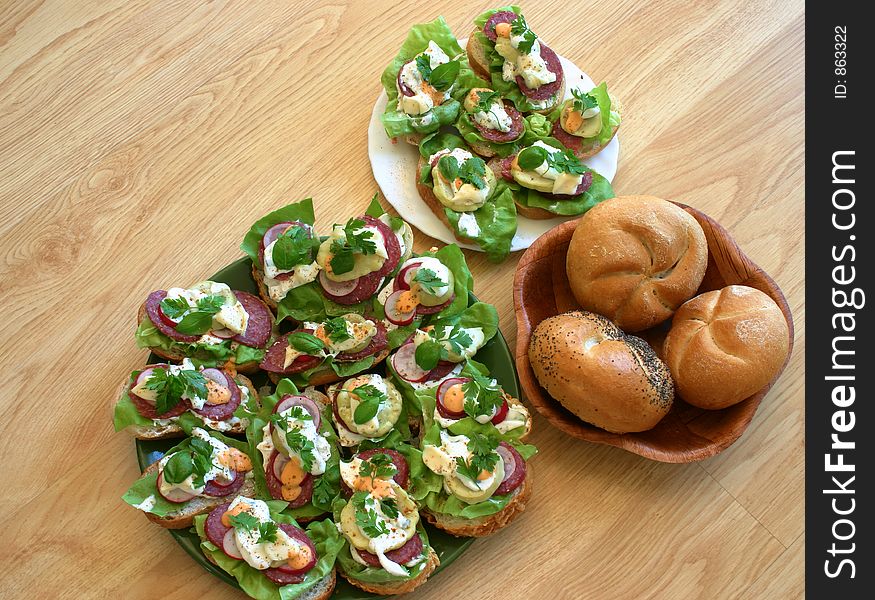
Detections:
[262, 222, 309, 250]
[319, 270, 358, 296]
[156, 304, 181, 328]
[272, 451, 291, 482]
[273, 395, 322, 430]
[391, 343, 431, 382]
[497, 444, 517, 481]
[222, 529, 244, 560]
[495, 442, 526, 495]
[436, 377, 469, 419]
[156, 470, 197, 504]
[491, 399, 509, 424]
[384, 290, 416, 326]
[201, 368, 229, 389]
[394, 260, 423, 291]
[133, 367, 161, 401]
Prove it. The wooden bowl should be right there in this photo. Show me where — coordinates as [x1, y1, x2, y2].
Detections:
[513, 203, 794, 462]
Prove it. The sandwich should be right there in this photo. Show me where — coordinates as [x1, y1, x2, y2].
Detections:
[468, 7, 564, 114]
[194, 495, 343, 600]
[327, 373, 406, 449]
[415, 132, 517, 262]
[123, 427, 257, 528]
[488, 139, 615, 219]
[135, 280, 274, 373]
[380, 17, 475, 145]
[548, 82, 621, 160]
[113, 358, 260, 438]
[247, 379, 341, 522]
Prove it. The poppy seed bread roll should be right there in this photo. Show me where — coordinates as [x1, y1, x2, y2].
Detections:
[528, 310, 674, 433]
[566, 196, 708, 332]
[663, 285, 790, 410]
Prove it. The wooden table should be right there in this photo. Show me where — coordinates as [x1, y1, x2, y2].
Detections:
[0, 1, 804, 598]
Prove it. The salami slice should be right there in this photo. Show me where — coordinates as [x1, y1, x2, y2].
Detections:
[357, 533, 423, 568]
[482, 10, 517, 41]
[231, 291, 272, 348]
[357, 448, 410, 490]
[129, 388, 190, 419]
[144, 290, 201, 343]
[470, 100, 524, 143]
[321, 270, 383, 305]
[415, 294, 454, 315]
[424, 360, 458, 382]
[516, 43, 563, 101]
[551, 119, 588, 155]
[335, 322, 388, 363]
[361, 215, 401, 278]
[263, 523, 318, 584]
[265, 450, 315, 508]
[259, 334, 323, 374]
[191, 370, 241, 421]
[203, 469, 245, 497]
[494, 155, 517, 182]
[205, 503, 233, 547]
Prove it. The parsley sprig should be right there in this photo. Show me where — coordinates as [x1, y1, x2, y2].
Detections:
[437, 154, 487, 190]
[547, 148, 588, 176]
[462, 375, 503, 420]
[160, 293, 227, 335]
[571, 88, 598, 114]
[510, 14, 537, 54]
[162, 436, 215, 487]
[271, 413, 317, 472]
[312, 463, 340, 507]
[228, 512, 279, 543]
[330, 219, 377, 276]
[323, 317, 352, 344]
[413, 267, 448, 295]
[359, 453, 397, 481]
[352, 491, 390, 538]
[414, 325, 475, 370]
[144, 366, 208, 414]
[454, 432, 500, 486]
[271, 225, 316, 271]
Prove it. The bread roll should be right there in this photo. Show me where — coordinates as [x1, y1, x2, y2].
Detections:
[566, 196, 708, 332]
[663, 285, 790, 410]
[528, 311, 673, 433]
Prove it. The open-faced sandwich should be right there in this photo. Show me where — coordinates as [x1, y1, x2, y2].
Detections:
[468, 7, 564, 114]
[247, 379, 341, 522]
[488, 139, 615, 219]
[415, 132, 517, 262]
[194, 495, 343, 600]
[419, 421, 536, 537]
[328, 373, 407, 449]
[381, 17, 474, 145]
[114, 359, 260, 438]
[123, 427, 257, 529]
[136, 280, 273, 373]
[549, 82, 621, 160]
[332, 453, 439, 594]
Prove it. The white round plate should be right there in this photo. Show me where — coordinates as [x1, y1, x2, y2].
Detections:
[368, 41, 620, 252]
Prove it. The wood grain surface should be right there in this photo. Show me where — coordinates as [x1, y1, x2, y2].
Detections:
[0, 1, 804, 598]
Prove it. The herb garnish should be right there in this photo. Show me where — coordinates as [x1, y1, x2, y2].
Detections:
[463, 375, 503, 419]
[380, 497, 399, 519]
[436, 154, 487, 190]
[413, 268, 447, 295]
[454, 432, 500, 486]
[323, 317, 352, 344]
[359, 453, 397, 481]
[144, 366, 208, 414]
[415, 54, 459, 91]
[288, 331, 325, 355]
[351, 384, 387, 425]
[163, 435, 215, 488]
[329, 219, 377, 276]
[271, 225, 315, 271]
[160, 294, 227, 335]
[571, 88, 598, 114]
[510, 14, 537, 54]
[312, 463, 340, 507]
[352, 491, 390, 538]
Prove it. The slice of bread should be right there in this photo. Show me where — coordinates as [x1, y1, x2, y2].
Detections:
[136, 303, 261, 375]
[341, 546, 439, 595]
[422, 466, 533, 537]
[140, 461, 258, 529]
[120, 375, 260, 440]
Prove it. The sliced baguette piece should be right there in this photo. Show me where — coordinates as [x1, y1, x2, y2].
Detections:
[266, 348, 391, 387]
[415, 156, 478, 246]
[422, 466, 533, 537]
[139, 461, 257, 529]
[203, 553, 337, 600]
[341, 546, 439, 596]
[136, 303, 261, 375]
[119, 375, 260, 440]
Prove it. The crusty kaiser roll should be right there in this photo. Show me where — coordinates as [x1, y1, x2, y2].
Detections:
[528, 310, 674, 433]
[566, 196, 708, 332]
[663, 285, 790, 410]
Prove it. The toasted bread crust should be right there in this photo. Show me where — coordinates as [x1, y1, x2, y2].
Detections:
[415, 156, 479, 246]
[252, 263, 279, 312]
[422, 466, 533, 537]
[136, 302, 260, 374]
[342, 546, 439, 595]
[140, 461, 258, 529]
[203, 553, 337, 600]
[267, 348, 392, 387]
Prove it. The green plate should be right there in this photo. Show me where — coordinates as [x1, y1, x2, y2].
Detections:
[134, 256, 520, 598]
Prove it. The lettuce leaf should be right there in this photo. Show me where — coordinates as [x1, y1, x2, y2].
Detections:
[246, 379, 341, 517]
[240, 199, 316, 263]
[419, 244, 473, 319]
[380, 17, 471, 139]
[134, 316, 266, 367]
[194, 512, 343, 600]
[122, 431, 251, 517]
[429, 301, 499, 344]
[334, 528, 433, 584]
[275, 282, 326, 323]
